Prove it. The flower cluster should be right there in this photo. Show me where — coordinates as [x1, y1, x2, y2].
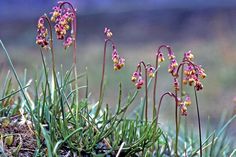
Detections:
[173, 78, 180, 91]
[104, 27, 125, 71]
[36, 17, 49, 48]
[111, 45, 125, 71]
[168, 59, 178, 76]
[131, 71, 144, 89]
[131, 65, 155, 89]
[50, 1, 75, 48]
[158, 50, 178, 76]
[183, 51, 206, 91]
[178, 95, 191, 116]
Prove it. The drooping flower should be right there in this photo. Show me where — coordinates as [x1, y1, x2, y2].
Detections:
[198, 66, 207, 79]
[168, 50, 175, 60]
[168, 59, 178, 75]
[184, 50, 194, 61]
[195, 81, 203, 91]
[180, 103, 188, 116]
[114, 57, 125, 71]
[111, 43, 125, 71]
[173, 78, 180, 91]
[184, 95, 191, 106]
[131, 71, 140, 82]
[112, 48, 119, 64]
[50, 1, 63, 21]
[104, 27, 113, 38]
[158, 52, 165, 63]
[135, 76, 144, 89]
[37, 17, 44, 29]
[63, 36, 73, 49]
[147, 66, 155, 78]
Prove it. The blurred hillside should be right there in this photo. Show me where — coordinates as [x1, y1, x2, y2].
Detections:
[1, 0, 236, 21]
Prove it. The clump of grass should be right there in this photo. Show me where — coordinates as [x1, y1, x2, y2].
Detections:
[0, 1, 235, 156]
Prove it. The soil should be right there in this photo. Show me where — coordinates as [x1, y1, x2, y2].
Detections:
[0, 117, 37, 157]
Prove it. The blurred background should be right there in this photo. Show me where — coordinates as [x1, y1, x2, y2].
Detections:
[0, 0, 236, 137]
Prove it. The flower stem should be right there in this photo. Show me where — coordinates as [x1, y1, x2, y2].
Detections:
[59, 1, 79, 125]
[153, 45, 172, 124]
[156, 92, 175, 124]
[178, 64, 184, 138]
[95, 39, 108, 118]
[95, 39, 116, 118]
[175, 89, 179, 157]
[138, 61, 148, 122]
[153, 53, 159, 122]
[144, 68, 148, 122]
[41, 15, 55, 74]
[194, 87, 202, 157]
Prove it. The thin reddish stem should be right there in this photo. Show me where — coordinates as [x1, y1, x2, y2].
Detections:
[153, 45, 172, 121]
[40, 15, 55, 72]
[175, 88, 179, 157]
[156, 92, 176, 124]
[95, 38, 115, 118]
[194, 87, 203, 157]
[144, 68, 148, 122]
[137, 61, 148, 122]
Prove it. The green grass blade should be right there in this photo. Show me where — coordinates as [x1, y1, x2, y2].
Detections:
[0, 84, 30, 102]
[0, 40, 36, 122]
[53, 127, 83, 155]
[40, 124, 53, 157]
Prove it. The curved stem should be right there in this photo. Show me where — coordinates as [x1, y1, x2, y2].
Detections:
[41, 15, 55, 74]
[137, 61, 148, 122]
[99, 39, 109, 102]
[153, 53, 159, 123]
[60, 2, 77, 65]
[153, 45, 172, 123]
[194, 87, 202, 157]
[175, 60, 198, 77]
[40, 15, 58, 110]
[59, 2, 79, 125]
[156, 92, 176, 124]
[95, 39, 115, 118]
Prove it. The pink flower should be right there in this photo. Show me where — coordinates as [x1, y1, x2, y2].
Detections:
[135, 77, 144, 89]
[111, 45, 125, 71]
[180, 104, 188, 116]
[168, 51, 175, 60]
[147, 66, 155, 78]
[104, 27, 113, 38]
[131, 71, 140, 82]
[131, 70, 144, 89]
[114, 57, 125, 71]
[168, 59, 178, 75]
[173, 78, 179, 91]
[184, 95, 191, 106]
[158, 52, 165, 63]
[63, 36, 73, 49]
[184, 50, 194, 61]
